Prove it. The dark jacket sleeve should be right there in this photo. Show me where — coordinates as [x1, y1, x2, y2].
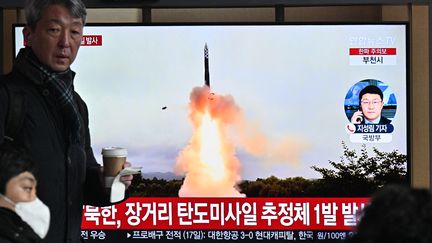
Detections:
[75, 93, 112, 206]
[76, 92, 130, 206]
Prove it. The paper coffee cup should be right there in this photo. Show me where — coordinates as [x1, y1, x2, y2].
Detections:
[102, 147, 127, 188]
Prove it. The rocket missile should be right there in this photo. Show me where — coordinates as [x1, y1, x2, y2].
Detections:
[204, 43, 210, 87]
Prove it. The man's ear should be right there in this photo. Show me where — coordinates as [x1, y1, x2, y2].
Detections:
[23, 26, 32, 46]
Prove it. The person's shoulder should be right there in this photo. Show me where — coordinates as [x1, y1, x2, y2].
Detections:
[73, 91, 89, 114]
[380, 116, 391, 124]
[0, 206, 17, 219]
[0, 72, 11, 92]
[0, 207, 23, 228]
[0, 208, 42, 243]
[0, 208, 21, 243]
[0, 70, 29, 92]
[0, 69, 19, 84]
[73, 91, 85, 104]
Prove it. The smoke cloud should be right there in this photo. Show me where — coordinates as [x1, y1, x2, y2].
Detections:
[175, 85, 309, 197]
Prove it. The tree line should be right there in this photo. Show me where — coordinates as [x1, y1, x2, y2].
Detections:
[128, 142, 407, 197]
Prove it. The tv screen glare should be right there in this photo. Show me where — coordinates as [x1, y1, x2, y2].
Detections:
[14, 23, 408, 242]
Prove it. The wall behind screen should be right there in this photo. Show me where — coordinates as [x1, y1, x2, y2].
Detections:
[1, 4, 429, 188]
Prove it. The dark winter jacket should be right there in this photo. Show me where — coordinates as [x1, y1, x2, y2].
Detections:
[0, 48, 111, 243]
[360, 115, 392, 125]
[0, 207, 43, 243]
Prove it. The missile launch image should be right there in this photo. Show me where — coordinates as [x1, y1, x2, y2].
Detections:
[174, 43, 246, 197]
[70, 25, 407, 197]
[204, 43, 210, 88]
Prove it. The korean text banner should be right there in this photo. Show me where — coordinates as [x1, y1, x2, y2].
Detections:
[82, 197, 369, 230]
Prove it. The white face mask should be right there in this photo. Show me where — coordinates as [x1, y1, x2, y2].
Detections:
[0, 194, 50, 238]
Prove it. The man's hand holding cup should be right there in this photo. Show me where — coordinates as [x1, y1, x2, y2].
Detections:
[101, 147, 132, 189]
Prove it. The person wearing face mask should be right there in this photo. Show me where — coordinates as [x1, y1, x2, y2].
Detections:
[0, 141, 49, 243]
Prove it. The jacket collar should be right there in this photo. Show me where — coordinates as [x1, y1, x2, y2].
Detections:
[13, 47, 75, 86]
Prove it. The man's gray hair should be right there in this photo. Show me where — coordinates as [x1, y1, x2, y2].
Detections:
[25, 0, 87, 29]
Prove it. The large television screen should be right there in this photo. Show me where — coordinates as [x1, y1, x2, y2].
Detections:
[14, 23, 408, 242]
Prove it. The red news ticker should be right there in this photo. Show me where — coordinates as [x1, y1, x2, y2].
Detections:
[80, 35, 102, 46]
[81, 197, 370, 231]
[349, 48, 396, 55]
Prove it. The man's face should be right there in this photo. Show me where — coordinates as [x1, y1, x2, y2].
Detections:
[24, 4, 83, 72]
[360, 93, 384, 121]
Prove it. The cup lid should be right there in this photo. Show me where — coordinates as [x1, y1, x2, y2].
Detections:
[101, 147, 127, 157]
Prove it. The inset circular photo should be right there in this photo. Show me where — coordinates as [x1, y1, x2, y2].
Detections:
[344, 79, 397, 125]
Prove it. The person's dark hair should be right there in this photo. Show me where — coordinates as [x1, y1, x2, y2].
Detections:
[347, 184, 432, 243]
[25, 0, 87, 30]
[0, 141, 36, 194]
[359, 85, 383, 105]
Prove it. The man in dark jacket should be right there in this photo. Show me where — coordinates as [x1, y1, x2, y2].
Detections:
[0, 0, 133, 243]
